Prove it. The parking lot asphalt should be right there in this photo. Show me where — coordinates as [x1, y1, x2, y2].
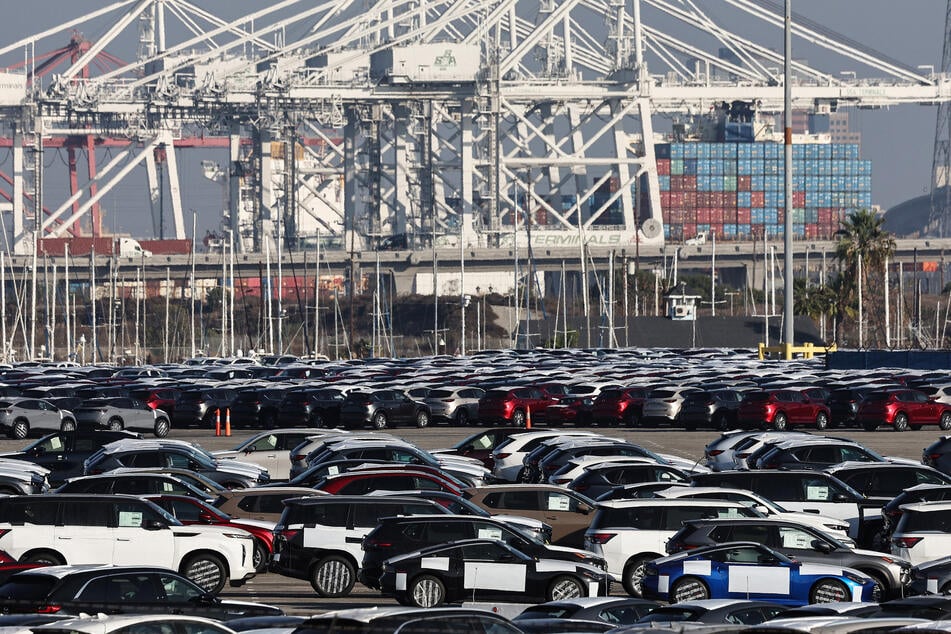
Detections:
[22, 424, 931, 616]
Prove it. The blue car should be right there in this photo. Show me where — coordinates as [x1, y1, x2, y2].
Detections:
[642, 542, 877, 606]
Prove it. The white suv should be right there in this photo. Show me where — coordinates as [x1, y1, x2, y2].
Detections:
[583, 499, 759, 597]
[0, 494, 255, 594]
[491, 431, 601, 482]
[891, 500, 951, 565]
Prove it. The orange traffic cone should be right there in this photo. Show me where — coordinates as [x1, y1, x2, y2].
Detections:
[225, 408, 232, 437]
[525, 406, 532, 429]
[215, 408, 221, 436]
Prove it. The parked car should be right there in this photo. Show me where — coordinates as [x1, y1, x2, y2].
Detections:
[514, 597, 659, 628]
[73, 398, 170, 437]
[923, 436, 951, 476]
[827, 386, 879, 428]
[908, 555, 951, 595]
[55, 472, 218, 502]
[359, 513, 605, 590]
[664, 517, 910, 599]
[856, 389, 951, 431]
[462, 484, 597, 547]
[313, 468, 463, 496]
[0, 430, 140, 487]
[82, 438, 269, 489]
[290, 606, 522, 634]
[378, 538, 611, 607]
[678, 389, 745, 431]
[0, 494, 257, 593]
[172, 388, 238, 428]
[630, 599, 786, 625]
[0, 398, 78, 439]
[891, 501, 951, 566]
[213, 486, 325, 523]
[477, 387, 559, 427]
[423, 387, 485, 426]
[752, 439, 888, 470]
[641, 387, 698, 426]
[0, 565, 282, 618]
[338, 390, 431, 429]
[228, 388, 289, 429]
[430, 427, 524, 469]
[212, 428, 324, 481]
[589, 388, 650, 428]
[566, 462, 689, 500]
[30, 614, 239, 634]
[641, 541, 877, 605]
[582, 498, 758, 597]
[825, 463, 951, 499]
[142, 494, 275, 572]
[736, 390, 831, 431]
[276, 388, 348, 428]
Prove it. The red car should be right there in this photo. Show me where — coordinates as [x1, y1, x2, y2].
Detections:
[142, 494, 275, 572]
[0, 549, 45, 584]
[313, 469, 463, 496]
[477, 387, 559, 427]
[589, 387, 650, 427]
[856, 389, 951, 432]
[129, 387, 180, 416]
[736, 389, 831, 431]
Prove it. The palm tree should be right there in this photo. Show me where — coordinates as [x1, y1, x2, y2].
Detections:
[834, 209, 896, 346]
[794, 278, 835, 341]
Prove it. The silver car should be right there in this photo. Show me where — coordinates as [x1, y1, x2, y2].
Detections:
[0, 398, 77, 439]
[423, 387, 485, 425]
[74, 397, 171, 438]
[641, 387, 699, 425]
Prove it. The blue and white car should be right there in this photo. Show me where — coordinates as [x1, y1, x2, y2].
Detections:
[642, 542, 877, 606]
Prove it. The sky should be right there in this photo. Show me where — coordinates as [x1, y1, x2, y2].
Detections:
[0, 0, 946, 240]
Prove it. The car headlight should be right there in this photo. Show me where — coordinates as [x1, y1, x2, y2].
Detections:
[824, 523, 849, 532]
[223, 532, 252, 539]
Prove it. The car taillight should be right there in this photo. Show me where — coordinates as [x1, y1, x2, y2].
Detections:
[586, 532, 616, 544]
[37, 605, 61, 614]
[893, 537, 923, 549]
[291, 454, 307, 462]
[278, 529, 300, 541]
[926, 453, 942, 462]
[363, 537, 392, 549]
[572, 484, 589, 492]
[552, 478, 572, 485]
[707, 450, 724, 457]
[494, 453, 511, 460]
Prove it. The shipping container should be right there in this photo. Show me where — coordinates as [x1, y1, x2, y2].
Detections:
[369, 43, 481, 83]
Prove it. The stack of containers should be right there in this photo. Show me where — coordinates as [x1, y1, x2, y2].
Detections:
[655, 141, 871, 242]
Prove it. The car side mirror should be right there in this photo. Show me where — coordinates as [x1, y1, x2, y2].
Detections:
[143, 519, 167, 531]
[811, 539, 833, 554]
[753, 504, 770, 516]
[831, 492, 851, 502]
[499, 552, 516, 561]
[244, 447, 255, 454]
[578, 504, 591, 515]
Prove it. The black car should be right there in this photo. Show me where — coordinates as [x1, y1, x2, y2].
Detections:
[631, 599, 787, 625]
[678, 390, 745, 431]
[825, 463, 951, 499]
[379, 538, 611, 608]
[566, 462, 689, 500]
[229, 388, 290, 429]
[876, 595, 951, 620]
[827, 386, 879, 428]
[0, 429, 142, 487]
[276, 388, 348, 428]
[881, 484, 951, 547]
[292, 606, 522, 634]
[359, 514, 606, 589]
[0, 565, 282, 619]
[514, 597, 660, 627]
[172, 388, 238, 427]
[337, 390, 431, 429]
[665, 517, 910, 599]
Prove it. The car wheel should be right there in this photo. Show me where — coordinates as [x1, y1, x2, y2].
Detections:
[21, 550, 64, 565]
[372, 412, 387, 430]
[815, 411, 829, 430]
[252, 541, 269, 572]
[181, 553, 227, 594]
[310, 555, 356, 597]
[547, 575, 586, 601]
[670, 577, 709, 603]
[455, 410, 470, 427]
[893, 413, 909, 432]
[859, 571, 886, 602]
[153, 418, 170, 438]
[107, 417, 124, 432]
[622, 555, 654, 597]
[9, 419, 28, 440]
[408, 574, 445, 608]
[940, 412, 951, 431]
[415, 410, 430, 429]
[260, 411, 276, 430]
[713, 412, 729, 431]
[310, 412, 326, 428]
[60, 418, 76, 433]
[772, 412, 788, 431]
[511, 410, 526, 428]
[625, 411, 640, 428]
[809, 578, 850, 603]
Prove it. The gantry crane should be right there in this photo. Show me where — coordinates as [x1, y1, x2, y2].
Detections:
[0, 0, 947, 255]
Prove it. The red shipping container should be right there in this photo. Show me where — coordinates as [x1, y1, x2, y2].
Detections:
[712, 208, 724, 224]
[670, 176, 683, 190]
[669, 191, 685, 206]
[683, 223, 697, 237]
[661, 192, 671, 207]
[793, 191, 805, 207]
[737, 208, 751, 224]
[698, 209, 711, 224]
[738, 175, 752, 191]
[751, 191, 765, 207]
[684, 192, 697, 207]
[657, 160, 671, 175]
[805, 225, 819, 238]
[709, 224, 723, 238]
[684, 175, 698, 189]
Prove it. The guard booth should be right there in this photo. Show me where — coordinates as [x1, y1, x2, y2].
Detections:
[666, 290, 701, 320]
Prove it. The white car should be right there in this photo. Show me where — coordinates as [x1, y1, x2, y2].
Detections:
[490, 430, 601, 482]
[655, 486, 853, 543]
[583, 499, 758, 597]
[891, 500, 951, 566]
[0, 494, 256, 594]
[33, 614, 236, 634]
[213, 428, 325, 480]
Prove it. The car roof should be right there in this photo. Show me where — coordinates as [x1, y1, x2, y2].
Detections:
[9, 564, 178, 580]
[598, 499, 746, 509]
[32, 614, 230, 633]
